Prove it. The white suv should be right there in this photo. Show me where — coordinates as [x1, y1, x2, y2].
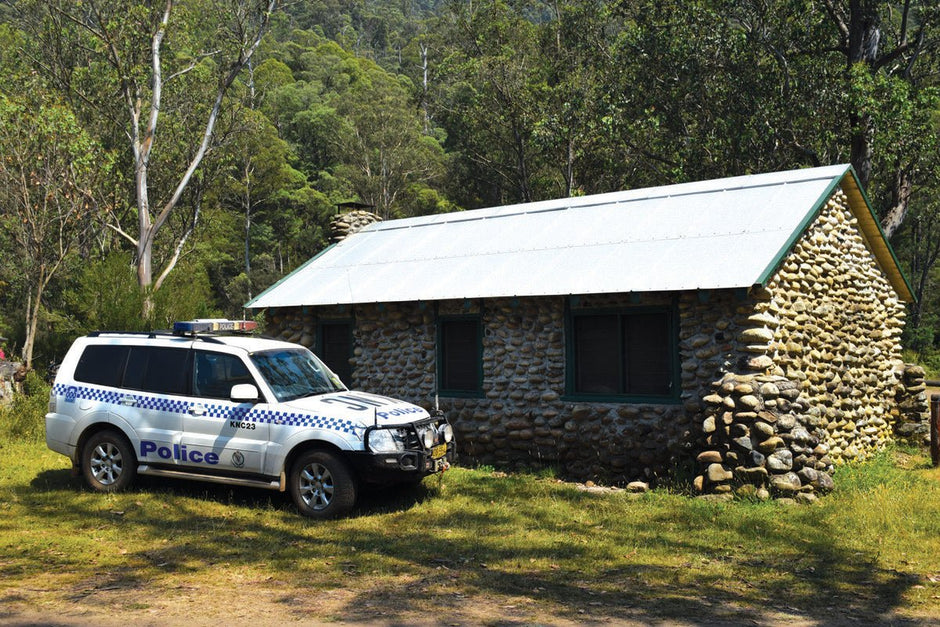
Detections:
[45, 320, 455, 518]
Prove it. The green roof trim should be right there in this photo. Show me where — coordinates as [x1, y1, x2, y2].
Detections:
[754, 165, 915, 303]
[842, 167, 916, 303]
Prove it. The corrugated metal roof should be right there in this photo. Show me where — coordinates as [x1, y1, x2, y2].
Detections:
[246, 164, 913, 308]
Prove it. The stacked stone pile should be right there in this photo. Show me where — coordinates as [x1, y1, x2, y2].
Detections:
[695, 372, 834, 503]
[329, 210, 381, 242]
[895, 364, 929, 443]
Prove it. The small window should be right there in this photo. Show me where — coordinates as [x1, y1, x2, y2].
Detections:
[123, 347, 190, 396]
[568, 307, 675, 400]
[438, 316, 482, 396]
[193, 351, 254, 399]
[74, 345, 130, 387]
[318, 322, 353, 386]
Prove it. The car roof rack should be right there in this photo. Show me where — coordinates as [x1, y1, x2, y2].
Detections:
[86, 320, 258, 341]
[87, 330, 173, 339]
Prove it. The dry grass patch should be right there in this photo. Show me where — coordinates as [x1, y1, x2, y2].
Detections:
[1, 435, 940, 625]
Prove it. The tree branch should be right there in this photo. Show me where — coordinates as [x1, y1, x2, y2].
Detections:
[104, 222, 139, 247]
[147, 0, 278, 247]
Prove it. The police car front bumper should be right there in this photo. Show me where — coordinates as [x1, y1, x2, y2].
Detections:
[349, 443, 456, 485]
[356, 415, 456, 483]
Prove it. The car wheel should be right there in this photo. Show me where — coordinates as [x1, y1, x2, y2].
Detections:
[82, 430, 136, 492]
[290, 450, 357, 519]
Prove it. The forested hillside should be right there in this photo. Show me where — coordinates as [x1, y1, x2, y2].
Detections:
[1, 0, 939, 371]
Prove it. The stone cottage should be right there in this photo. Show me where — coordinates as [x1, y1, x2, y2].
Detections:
[246, 164, 927, 499]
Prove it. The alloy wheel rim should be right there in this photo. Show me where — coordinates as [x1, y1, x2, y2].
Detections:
[299, 462, 334, 510]
[90, 442, 123, 485]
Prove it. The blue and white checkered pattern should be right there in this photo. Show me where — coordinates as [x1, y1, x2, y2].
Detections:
[53, 383, 361, 436]
[59, 384, 123, 406]
[136, 395, 191, 414]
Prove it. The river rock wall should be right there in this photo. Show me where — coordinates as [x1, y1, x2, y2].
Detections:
[266, 291, 745, 484]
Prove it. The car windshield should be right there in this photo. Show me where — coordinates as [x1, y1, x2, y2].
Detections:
[250, 348, 346, 402]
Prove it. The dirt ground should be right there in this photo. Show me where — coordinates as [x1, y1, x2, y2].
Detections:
[1, 576, 934, 627]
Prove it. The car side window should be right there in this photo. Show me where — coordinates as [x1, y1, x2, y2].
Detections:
[74, 345, 130, 386]
[123, 347, 190, 395]
[193, 351, 254, 400]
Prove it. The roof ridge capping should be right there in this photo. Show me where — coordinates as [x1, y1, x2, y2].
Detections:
[365, 164, 856, 233]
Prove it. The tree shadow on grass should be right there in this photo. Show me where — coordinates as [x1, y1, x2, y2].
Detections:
[300, 479, 932, 626]
[14, 468, 936, 626]
[319, 543, 924, 625]
[29, 466, 439, 518]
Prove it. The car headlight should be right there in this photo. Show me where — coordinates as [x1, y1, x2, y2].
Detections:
[438, 423, 454, 443]
[420, 428, 436, 449]
[368, 429, 405, 454]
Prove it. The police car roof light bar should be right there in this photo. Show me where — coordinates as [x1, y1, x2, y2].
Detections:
[173, 319, 258, 336]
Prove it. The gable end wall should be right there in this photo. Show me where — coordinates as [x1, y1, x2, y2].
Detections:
[764, 189, 907, 460]
[694, 189, 913, 499]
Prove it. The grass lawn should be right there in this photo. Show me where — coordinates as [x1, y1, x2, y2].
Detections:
[2, 435, 940, 625]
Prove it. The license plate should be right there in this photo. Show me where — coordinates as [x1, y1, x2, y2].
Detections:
[431, 443, 447, 459]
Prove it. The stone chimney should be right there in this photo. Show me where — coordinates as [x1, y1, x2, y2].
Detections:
[329, 209, 382, 243]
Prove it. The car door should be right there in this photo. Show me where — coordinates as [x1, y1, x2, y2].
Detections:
[120, 345, 188, 465]
[180, 349, 269, 474]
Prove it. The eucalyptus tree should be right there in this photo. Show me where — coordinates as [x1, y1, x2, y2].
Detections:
[0, 96, 110, 368]
[532, 0, 618, 196]
[824, 0, 940, 238]
[720, 0, 940, 237]
[332, 68, 446, 219]
[706, 0, 940, 336]
[218, 107, 310, 298]
[263, 32, 447, 219]
[602, 0, 940, 237]
[13, 0, 279, 315]
[433, 0, 549, 206]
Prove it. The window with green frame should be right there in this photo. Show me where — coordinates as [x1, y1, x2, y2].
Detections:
[566, 305, 677, 400]
[437, 315, 483, 396]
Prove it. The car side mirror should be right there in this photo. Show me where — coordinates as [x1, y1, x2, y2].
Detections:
[230, 383, 260, 403]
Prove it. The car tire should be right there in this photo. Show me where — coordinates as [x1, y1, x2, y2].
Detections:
[289, 450, 357, 519]
[82, 430, 136, 492]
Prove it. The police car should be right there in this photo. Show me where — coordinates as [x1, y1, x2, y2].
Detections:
[45, 319, 455, 518]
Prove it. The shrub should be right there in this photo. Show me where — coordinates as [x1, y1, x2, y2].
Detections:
[63, 251, 220, 334]
[0, 370, 51, 443]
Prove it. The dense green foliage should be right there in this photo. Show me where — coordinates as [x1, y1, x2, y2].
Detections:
[0, 1, 939, 369]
